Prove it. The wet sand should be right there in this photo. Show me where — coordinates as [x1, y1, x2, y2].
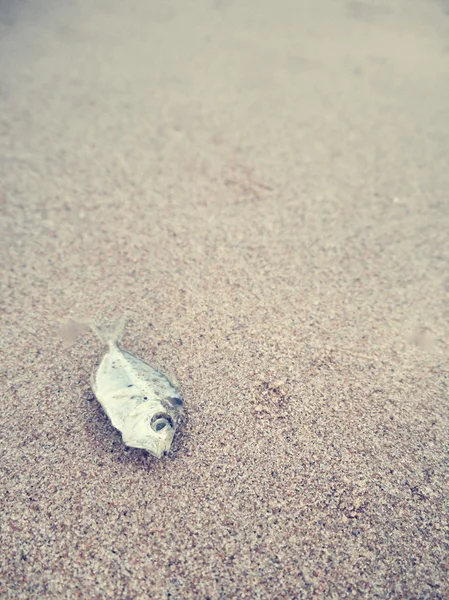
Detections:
[1, 0, 449, 597]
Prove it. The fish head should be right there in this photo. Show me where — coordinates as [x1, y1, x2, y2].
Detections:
[122, 408, 179, 459]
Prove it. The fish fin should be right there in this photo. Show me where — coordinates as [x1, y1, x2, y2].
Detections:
[90, 315, 127, 349]
[58, 317, 91, 348]
[163, 367, 180, 389]
[90, 371, 97, 395]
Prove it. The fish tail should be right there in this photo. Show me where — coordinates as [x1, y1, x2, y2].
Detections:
[90, 315, 127, 348]
[58, 317, 91, 349]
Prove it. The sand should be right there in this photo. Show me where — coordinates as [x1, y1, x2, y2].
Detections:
[1, 0, 449, 598]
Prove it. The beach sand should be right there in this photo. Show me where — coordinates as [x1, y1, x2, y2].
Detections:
[1, 0, 448, 597]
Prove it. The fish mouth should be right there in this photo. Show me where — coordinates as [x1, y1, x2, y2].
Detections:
[146, 431, 173, 458]
[147, 445, 168, 459]
[122, 435, 172, 458]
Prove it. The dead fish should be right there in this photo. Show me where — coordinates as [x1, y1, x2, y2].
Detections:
[90, 317, 183, 458]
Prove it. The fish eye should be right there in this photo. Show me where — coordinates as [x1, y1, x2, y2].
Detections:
[150, 413, 174, 433]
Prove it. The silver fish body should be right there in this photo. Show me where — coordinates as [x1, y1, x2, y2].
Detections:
[91, 320, 183, 458]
